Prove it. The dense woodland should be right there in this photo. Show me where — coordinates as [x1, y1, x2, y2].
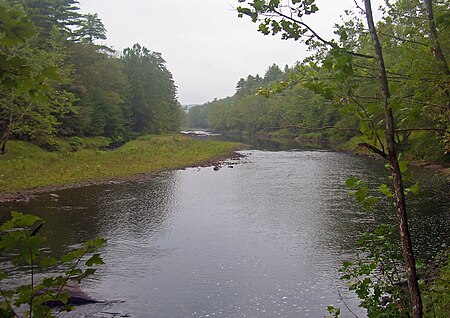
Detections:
[189, 0, 449, 164]
[0, 0, 183, 153]
[1, 1, 449, 317]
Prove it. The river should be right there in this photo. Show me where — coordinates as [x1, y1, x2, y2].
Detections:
[0, 136, 448, 317]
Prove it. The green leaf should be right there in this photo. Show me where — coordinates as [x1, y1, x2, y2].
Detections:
[56, 291, 71, 305]
[342, 260, 353, 269]
[85, 238, 106, 250]
[0, 235, 18, 250]
[0, 211, 42, 231]
[399, 160, 408, 174]
[1, 290, 14, 299]
[363, 196, 379, 209]
[60, 249, 84, 263]
[258, 22, 270, 35]
[237, 7, 252, 17]
[73, 268, 97, 282]
[22, 235, 46, 249]
[42, 277, 57, 288]
[379, 184, 393, 197]
[38, 257, 58, 268]
[345, 177, 358, 189]
[85, 253, 104, 266]
[409, 181, 420, 195]
[355, 186, 368, 203]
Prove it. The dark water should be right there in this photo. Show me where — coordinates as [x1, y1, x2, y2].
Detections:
[0, 139, 448, 318]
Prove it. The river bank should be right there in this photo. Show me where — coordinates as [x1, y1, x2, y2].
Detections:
[190, 129, 450, 174]
[0, 135, 244, 202]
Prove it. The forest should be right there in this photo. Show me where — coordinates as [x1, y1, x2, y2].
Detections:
[0, 1, 449, 318]
[0, 0, 183, 154]
[188, 0, 449, 164]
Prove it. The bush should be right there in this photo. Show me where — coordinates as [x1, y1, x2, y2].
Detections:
[0, 212, 105, 318]
[68, 136, 83, 151]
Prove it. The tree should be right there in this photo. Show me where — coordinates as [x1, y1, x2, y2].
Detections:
[236, 0, 449, 316]
[362, 1, 422, 315]
[15, 0, 82, 39]
[0, 1, 74, 154]
[263, 63, 285, 84]
[76, 13, 107, 44]
[122, 43, 181, 134]
[0, 1, 59, 153]
[65, 43, 126, 137]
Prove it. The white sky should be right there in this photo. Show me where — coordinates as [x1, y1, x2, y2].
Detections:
[78, 0, 383, 105]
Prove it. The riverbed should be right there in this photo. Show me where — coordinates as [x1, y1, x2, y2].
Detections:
[0, 138, 448, 317]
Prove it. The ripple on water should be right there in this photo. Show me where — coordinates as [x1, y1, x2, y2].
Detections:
[0, 149, 447, 318]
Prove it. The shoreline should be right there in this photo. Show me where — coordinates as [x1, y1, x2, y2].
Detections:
[0, 150, 246, 203]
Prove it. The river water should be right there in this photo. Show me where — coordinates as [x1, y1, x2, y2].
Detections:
[0, 137, 448, 317]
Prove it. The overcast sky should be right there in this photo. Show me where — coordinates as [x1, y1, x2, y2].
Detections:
[78, 0, 383, 105]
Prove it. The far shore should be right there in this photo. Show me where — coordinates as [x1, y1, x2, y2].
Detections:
[0, 135, 245, 203]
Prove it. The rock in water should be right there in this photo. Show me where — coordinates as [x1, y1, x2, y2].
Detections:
[44, 283, 99, 307]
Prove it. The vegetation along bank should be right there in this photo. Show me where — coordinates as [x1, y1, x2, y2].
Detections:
[0, 135, 243, 200]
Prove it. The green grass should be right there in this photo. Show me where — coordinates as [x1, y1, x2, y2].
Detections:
[0, 135, 242, 194]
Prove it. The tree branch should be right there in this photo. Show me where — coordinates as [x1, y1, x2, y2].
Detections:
[394, 127, 448, 133]
[357, 142, 388, 159]
[271, 8, 375, 59]
[264, 123, 362, 133]
[378, 32, 428, 47]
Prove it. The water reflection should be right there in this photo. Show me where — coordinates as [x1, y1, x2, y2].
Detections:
[0, 145, 448, 318]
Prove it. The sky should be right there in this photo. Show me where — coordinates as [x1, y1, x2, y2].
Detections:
[78, 0, 383, 105]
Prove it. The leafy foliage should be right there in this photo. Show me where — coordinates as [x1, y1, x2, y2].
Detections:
[0, 0, 183, 155]
[421, 251, 450, 318]
[337, 224, 411, 317]
[190, 0, 449, 164]
[0, 211, 105, 317]
[123, 43, 182, 134]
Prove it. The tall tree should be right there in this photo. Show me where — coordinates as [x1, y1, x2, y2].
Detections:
[65, 43, 126, 137]
[15, 0, 82, 40]
[236, 0, 449, 316]
[0, 1, 75, 153]
[122, 43, 181, 134]
[363, 1, 422, 315]
[76, 13, 107, 44]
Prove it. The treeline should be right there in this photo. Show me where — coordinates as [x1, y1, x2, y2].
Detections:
[0, 0, 182, 153]
[189, 0, 449, 163]
[189, 64, 339, 137]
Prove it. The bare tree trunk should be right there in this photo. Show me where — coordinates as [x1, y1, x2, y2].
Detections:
[423, 0, 450, 75]
[363, 1, 423, 317]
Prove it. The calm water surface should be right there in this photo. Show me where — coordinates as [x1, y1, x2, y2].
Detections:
[0, 140, 448, 318]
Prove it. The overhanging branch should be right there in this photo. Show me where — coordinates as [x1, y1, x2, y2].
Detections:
[357, 142, 388, 159]
[271, 8, 375, 59]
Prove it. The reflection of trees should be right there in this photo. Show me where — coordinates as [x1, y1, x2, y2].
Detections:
[94, 171, 178, 241]
[232, 151, 448, 258]
[211, 134, 326, 151]
[0, 192, 103, 258]
[0, 171, 178, 259]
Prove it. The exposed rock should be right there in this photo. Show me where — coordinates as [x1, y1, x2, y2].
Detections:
[44, 283, 100, 307]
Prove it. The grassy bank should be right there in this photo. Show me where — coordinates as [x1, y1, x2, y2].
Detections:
[0, 135, 243, 194]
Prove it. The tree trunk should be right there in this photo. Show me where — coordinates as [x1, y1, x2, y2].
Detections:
[0, 120, 12, 155]
[423, 0, 450, 118]
[423, 0, 450, 75]
[363, 1, 423, 317]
